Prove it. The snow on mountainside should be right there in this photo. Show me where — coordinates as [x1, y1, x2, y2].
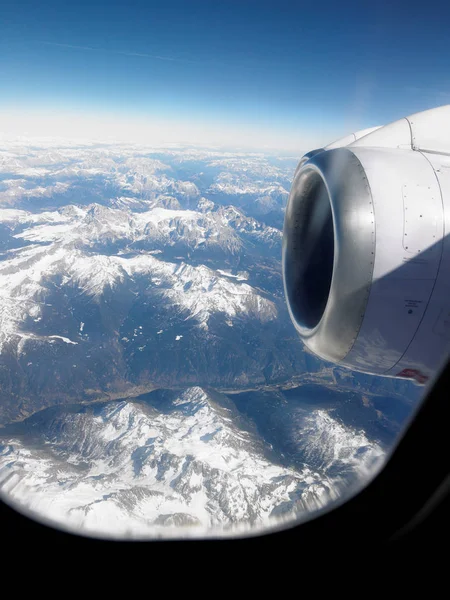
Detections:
[0, 139, 292, 230]
[0, 138, 297, 424]
[209, 171, 287, 198]
[0, 233, 276, 352]
[2, 203, 280, 253]
[0, 387, 383, 538]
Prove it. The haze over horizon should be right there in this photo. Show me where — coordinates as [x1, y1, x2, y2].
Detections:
[2, 0, 450, 149]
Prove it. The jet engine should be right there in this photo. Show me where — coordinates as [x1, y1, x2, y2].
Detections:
[283, 105, 450, 382]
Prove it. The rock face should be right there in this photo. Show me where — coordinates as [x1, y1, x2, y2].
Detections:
[0, 137, 421, 537]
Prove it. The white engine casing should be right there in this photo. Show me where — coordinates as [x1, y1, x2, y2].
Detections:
[283, 106, 450, 382]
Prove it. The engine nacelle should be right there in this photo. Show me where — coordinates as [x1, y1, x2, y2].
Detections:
[283, 106, 450, 382]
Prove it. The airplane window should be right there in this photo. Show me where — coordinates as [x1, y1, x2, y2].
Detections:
[0, 0, 448, 539]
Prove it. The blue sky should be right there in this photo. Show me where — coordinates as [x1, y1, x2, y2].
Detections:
[1, 0, 450, 149]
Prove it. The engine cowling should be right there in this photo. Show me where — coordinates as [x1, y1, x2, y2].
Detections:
[283, 106, 450, 382]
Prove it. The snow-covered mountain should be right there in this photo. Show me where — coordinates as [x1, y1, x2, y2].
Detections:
[0, 200, 292, 424]
[0, 136, 420, 537]
[0, 139, 299, 424]
[0, 387, 383, 538]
